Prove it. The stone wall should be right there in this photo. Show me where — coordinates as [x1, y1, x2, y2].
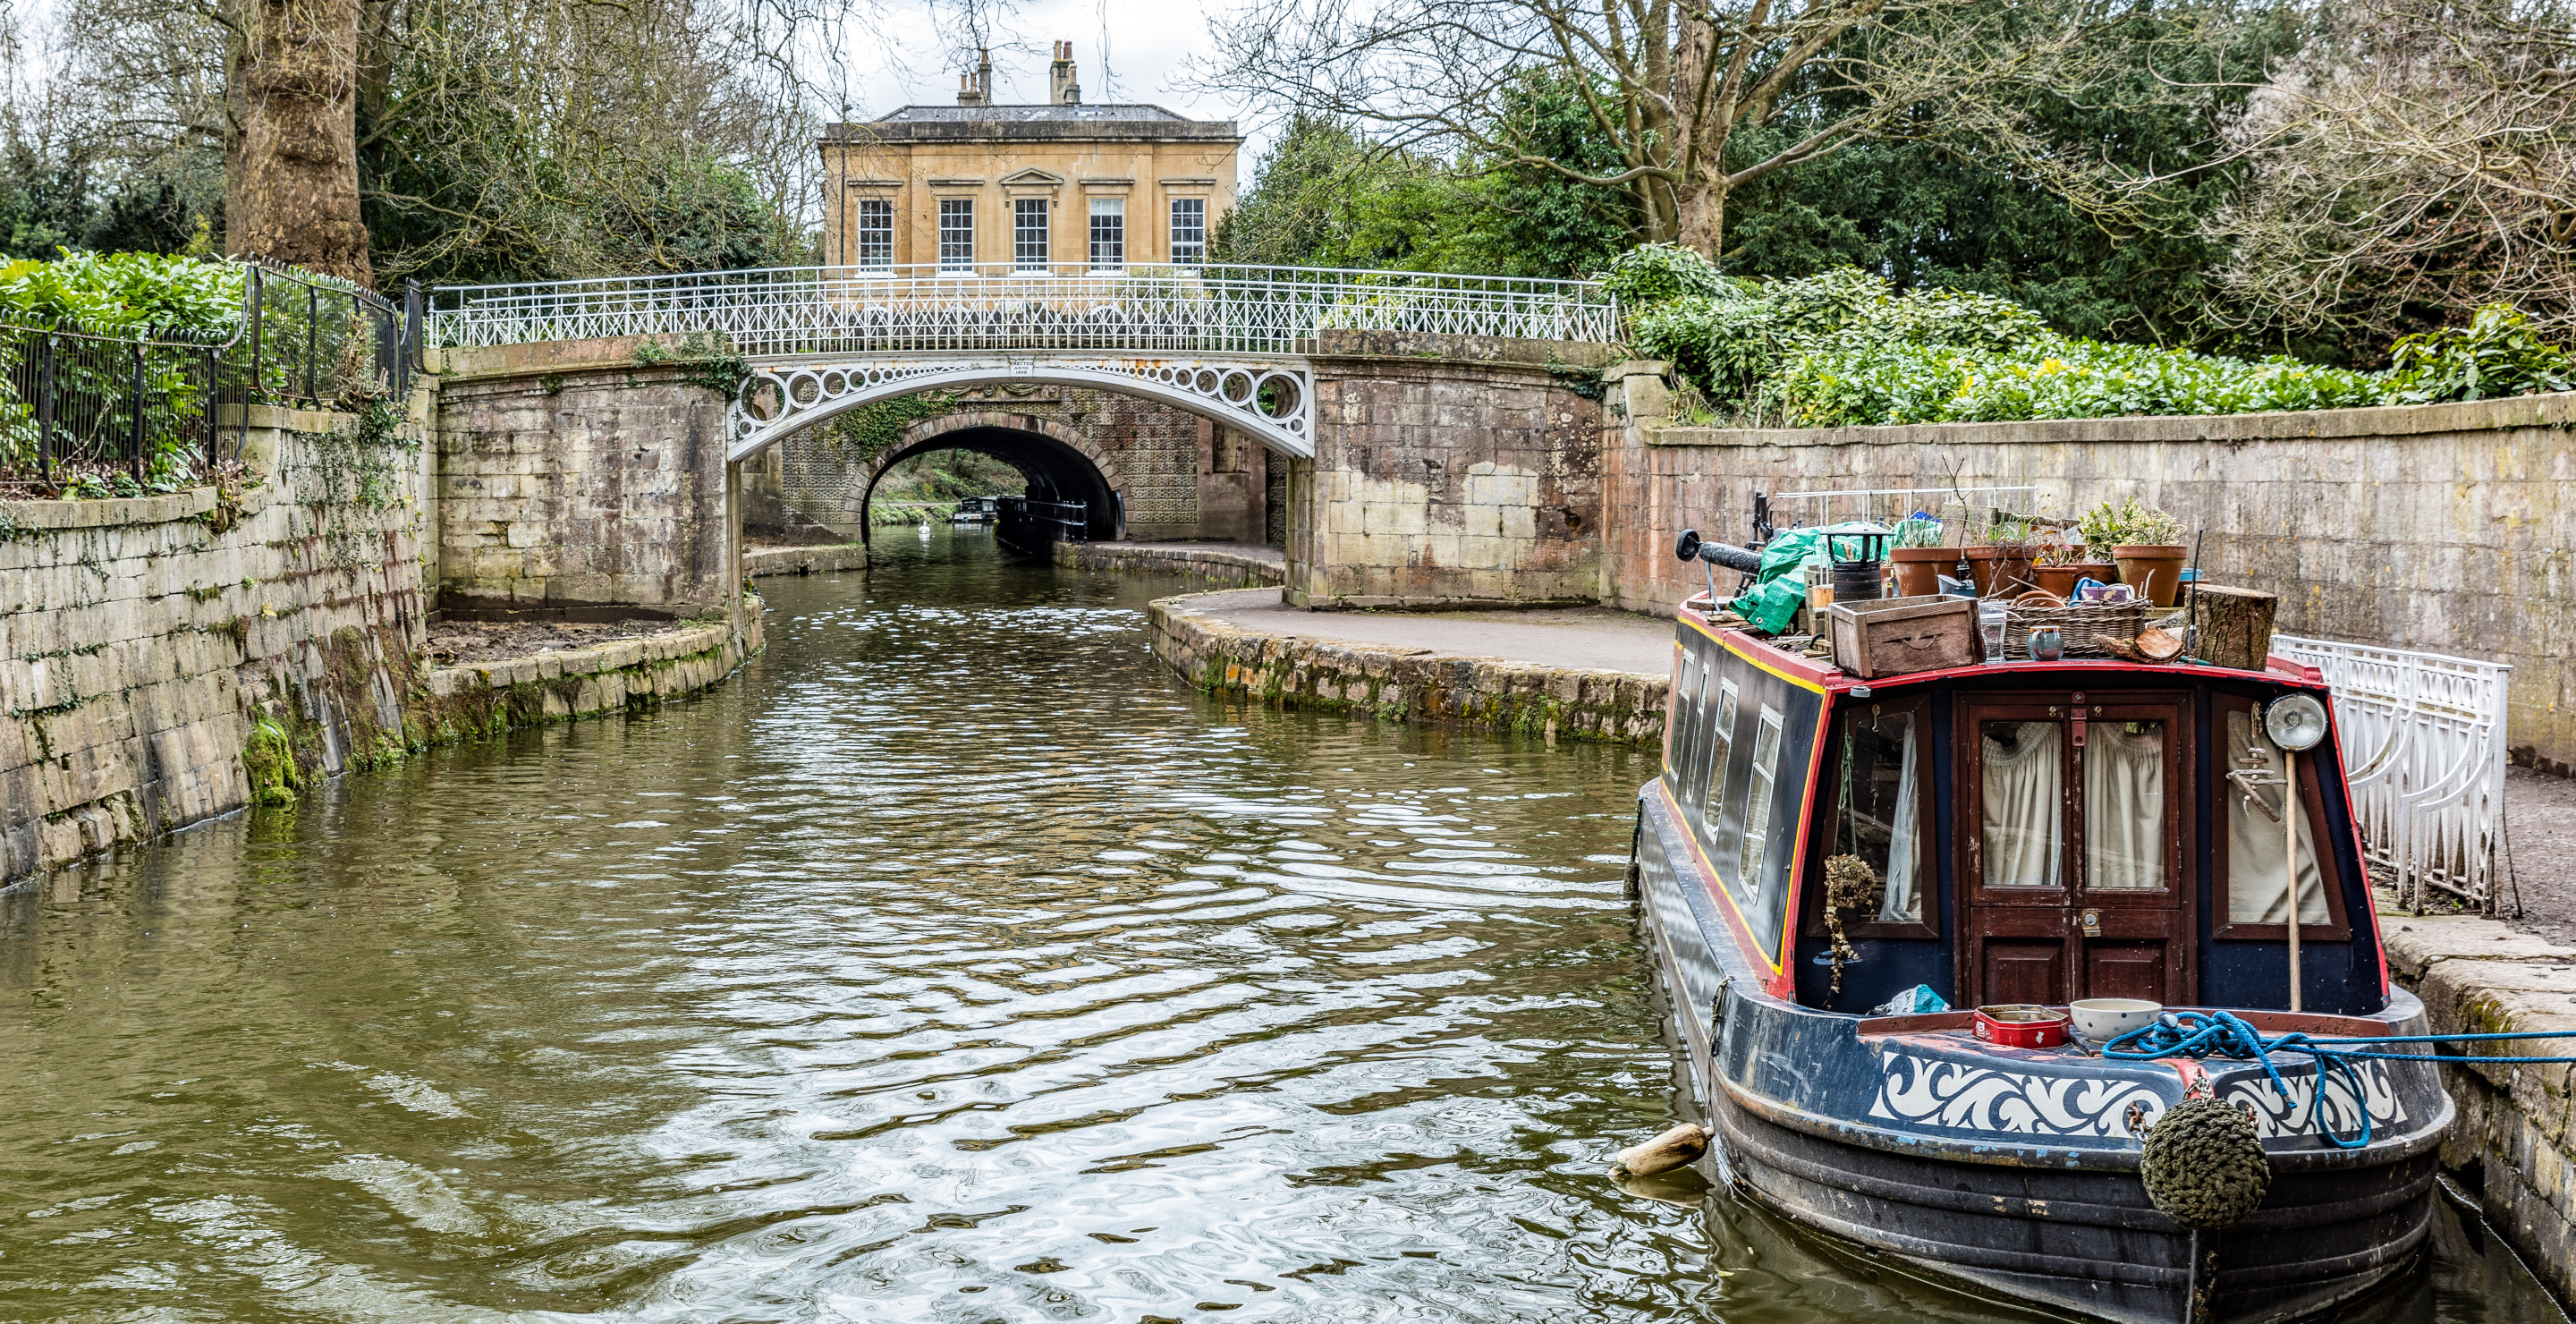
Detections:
[1148, 590, 1665, 744]
[1289, 332, 1611, 609]
[421, 620, 760, 736]
[2384, 916, 2576, 1309]
[0, 404, 429, 881]
[1, 397, 765, 886]
[1600, 372, 2576, 769]
[1055, 540, 1282, 586]
[433, 337, 738, 618]
[745, 543, 869, 577]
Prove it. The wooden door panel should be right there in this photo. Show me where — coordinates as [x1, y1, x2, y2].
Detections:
[2083, 942, 2169, 1003]
[1982, 940, 2066, 1006]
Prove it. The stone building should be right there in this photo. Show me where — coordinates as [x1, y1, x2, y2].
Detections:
[746, 45, 1274, 548]
[818, 46, 1241, 274]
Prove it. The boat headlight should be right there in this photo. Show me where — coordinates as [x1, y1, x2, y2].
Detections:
[2265, 693, 2329, 751]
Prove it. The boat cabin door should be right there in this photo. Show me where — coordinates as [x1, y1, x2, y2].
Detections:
[1959, 693, 2194, 1006]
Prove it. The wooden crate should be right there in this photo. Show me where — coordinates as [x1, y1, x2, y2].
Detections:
[1827, 595, 1977, 679]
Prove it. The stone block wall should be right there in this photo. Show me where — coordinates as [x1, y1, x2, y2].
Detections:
[0, 405, 430, 881]
[1290, 332, 1610, 608]
[2384, 917, 2576, 1310]
[1600, 377, 2576, 770]
[434, 337, 736, 617]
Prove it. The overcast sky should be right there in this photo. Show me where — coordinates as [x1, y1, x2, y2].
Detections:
[826, 0, 1261, 144]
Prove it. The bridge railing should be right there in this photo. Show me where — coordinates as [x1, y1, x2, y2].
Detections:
[428, 263, 1621, 357]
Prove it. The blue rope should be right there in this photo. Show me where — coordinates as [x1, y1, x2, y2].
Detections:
[2102, 1010, 2576, 1150]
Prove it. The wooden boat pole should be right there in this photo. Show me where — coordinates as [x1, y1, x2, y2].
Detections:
[2284, 750, 2302, 1014]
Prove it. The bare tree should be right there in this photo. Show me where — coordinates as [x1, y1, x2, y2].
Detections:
[1190, 0, 2131, 257]
[2205, 0, 2576, 344]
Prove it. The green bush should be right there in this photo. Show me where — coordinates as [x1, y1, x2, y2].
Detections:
[2384, 304, 2576, 405]
[0, 250, 243, 334]
[1614, 255, 2569, 426]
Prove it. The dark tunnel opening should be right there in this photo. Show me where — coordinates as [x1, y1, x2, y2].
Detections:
[858, 425, 1120, 552]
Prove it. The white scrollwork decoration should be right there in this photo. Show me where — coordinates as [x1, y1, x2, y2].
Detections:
[726, 355, 1315, 462]
[2219, 1061, 2407, 1138]
[1865, 1054, 2169, 1138]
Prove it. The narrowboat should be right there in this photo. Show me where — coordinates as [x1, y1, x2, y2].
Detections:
[1629, 537, 2452, 1324]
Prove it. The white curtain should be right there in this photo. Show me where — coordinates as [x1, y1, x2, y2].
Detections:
[2084, 723, 2166, 890]
[1878, 717, 1922, 921]
[2226, 710, 2331, 925]
[1980, 721, 2061, 887]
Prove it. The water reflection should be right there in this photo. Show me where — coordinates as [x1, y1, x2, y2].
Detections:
[0, 529, 2551, 1323]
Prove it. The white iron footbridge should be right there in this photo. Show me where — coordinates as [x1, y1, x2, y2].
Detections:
[428, 262, 1623, 462]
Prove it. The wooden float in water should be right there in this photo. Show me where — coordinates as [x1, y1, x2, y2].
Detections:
[1628, 578, 2450, 1324]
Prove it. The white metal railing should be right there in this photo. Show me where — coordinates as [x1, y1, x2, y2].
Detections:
[2272, 634, 2514, 912]
[428, 262, 1621, 357]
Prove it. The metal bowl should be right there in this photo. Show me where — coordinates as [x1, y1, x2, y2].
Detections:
[2069, 997, 2162, 1043]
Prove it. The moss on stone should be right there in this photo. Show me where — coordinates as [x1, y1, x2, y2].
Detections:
[242, 717, 302, 807]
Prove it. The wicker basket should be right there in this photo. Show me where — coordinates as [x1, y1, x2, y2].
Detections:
[2002, 600, 2147, 658]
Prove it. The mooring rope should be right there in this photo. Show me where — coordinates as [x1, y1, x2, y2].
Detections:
[2103, 1010, 2576, 1150]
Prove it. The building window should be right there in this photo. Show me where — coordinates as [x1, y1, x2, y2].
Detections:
[1013, 199, 1049, 271]
[1088, 197, 1124, 270]
[854, 199, 892, 270]
[938, 199, 975, 272]
[1170, 198, 1206, 266]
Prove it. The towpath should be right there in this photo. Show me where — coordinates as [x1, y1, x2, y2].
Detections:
[1177, 588, 1674, 675]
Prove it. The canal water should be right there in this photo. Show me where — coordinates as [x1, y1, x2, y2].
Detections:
[0, 529, 2556, 1323]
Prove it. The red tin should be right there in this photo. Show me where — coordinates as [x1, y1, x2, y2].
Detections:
[1973, 1005, 2070, 1048]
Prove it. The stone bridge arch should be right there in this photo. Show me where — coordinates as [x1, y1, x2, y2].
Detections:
[849, 410, 1127, 544]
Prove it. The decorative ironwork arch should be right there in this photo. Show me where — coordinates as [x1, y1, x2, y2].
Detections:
[727, 354, 1313, 463]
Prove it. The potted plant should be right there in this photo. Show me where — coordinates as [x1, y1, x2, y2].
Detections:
[2079, 496, 2190, 606]
[2028, 527, 2086, 600]
[1888, 514, 1956, 597]
[1961, 517, 2038, 598]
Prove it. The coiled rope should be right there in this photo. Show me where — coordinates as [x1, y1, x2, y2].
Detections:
[2103, 1010, 2576, 1150]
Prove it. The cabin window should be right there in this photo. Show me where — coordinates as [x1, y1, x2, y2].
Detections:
[1668, 652, 1704, 794]
[2085, 720, 2168, 890]
[1834, 704, 1925, 922]
[2218, 703, 2345, 936]
[1700, 677, 1739, 829]
[1736, 707, 1784, 904]
[1979, 719, 2063, 887]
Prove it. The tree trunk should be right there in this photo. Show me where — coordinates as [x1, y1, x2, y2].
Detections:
[2186, 584, 2279, 671]
[227, 0, 373, 286]
[1676, 181, 1725, 259]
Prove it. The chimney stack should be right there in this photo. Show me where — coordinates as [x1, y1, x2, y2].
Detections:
[1049, 40, 1081, 105]
[957, 47, 993, 106]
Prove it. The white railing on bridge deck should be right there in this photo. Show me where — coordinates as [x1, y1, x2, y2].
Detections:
[428, 262, 1622, 357]
[2272, 634, 2513, 912]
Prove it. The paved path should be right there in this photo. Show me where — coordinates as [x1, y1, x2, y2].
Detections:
[1177, 588, 1675, 675]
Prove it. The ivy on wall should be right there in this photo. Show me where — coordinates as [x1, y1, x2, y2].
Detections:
[631, 333, 750, 403]
[824, 393, 955, 466]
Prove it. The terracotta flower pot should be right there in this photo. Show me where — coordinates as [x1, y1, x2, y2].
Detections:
[2030, 564, 2086, 601]
[1890, 547, 1961, 598]
[2071, 560, 2119, 585]
[2114, 545, 2190, 607]
[1962, 545, 2036, 598]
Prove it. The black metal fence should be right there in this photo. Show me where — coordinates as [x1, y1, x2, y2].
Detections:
[0, 261, 419, 489]
[996, 496, 1090, 553]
